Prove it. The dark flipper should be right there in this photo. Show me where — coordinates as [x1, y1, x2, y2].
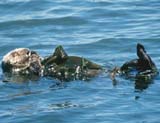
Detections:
[120, 43, 158, 79]
[121, 43, 157, 72]
[42, 45, 68, 66]
[137, 43, 156, 71]
[53, 45, 68, 64]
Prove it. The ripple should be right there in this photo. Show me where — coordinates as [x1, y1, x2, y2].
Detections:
[0, 16, 88, 29]
[48, 101, 84, 110]
[0, 0, 160, 123]
[0, 0, 31, 4]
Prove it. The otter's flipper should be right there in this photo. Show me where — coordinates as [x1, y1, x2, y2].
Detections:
[53, 45, 68, 64]
[42, 45, 68, 66]
[137, 43, 156, 71]
[51, 45, 68, 65]
[120, 43, 158, 80]
[137, 43, 146, 58]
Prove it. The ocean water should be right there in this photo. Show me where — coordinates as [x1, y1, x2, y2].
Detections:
[0, 0, 160, 123]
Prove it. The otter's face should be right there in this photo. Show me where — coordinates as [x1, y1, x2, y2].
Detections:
[2, 48, 42, 75]
[3, 48, 30, 67]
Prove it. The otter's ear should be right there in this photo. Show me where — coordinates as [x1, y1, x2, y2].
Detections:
[137, 43, 147, 59]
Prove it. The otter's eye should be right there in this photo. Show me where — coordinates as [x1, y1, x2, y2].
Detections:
[31, 51, 37, 55]
[26, 51, 30, 57]
[26, 51, 30, 56]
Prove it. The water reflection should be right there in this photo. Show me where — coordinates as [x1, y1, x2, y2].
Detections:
[134, 77, 153, 91]
[49, 81, 67, 90]
[48, 101, 84, 110]
[2, 73, 40, 83]
[110, 69, 157, 92]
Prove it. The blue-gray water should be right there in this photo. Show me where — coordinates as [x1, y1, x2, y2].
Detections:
[0, 0, 160, 123]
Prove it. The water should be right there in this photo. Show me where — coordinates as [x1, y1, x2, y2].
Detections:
[0, 0, 160, 123]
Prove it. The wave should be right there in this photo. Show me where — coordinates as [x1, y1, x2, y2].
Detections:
[0, 16, 88, 29]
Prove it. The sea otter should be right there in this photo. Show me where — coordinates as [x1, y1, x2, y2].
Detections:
[1, 46, 102, 82]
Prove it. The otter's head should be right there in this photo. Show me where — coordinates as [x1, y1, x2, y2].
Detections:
[2, 48, 42, 76]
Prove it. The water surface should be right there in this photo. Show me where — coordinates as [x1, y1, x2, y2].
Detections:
[0, 0, 160, 123]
